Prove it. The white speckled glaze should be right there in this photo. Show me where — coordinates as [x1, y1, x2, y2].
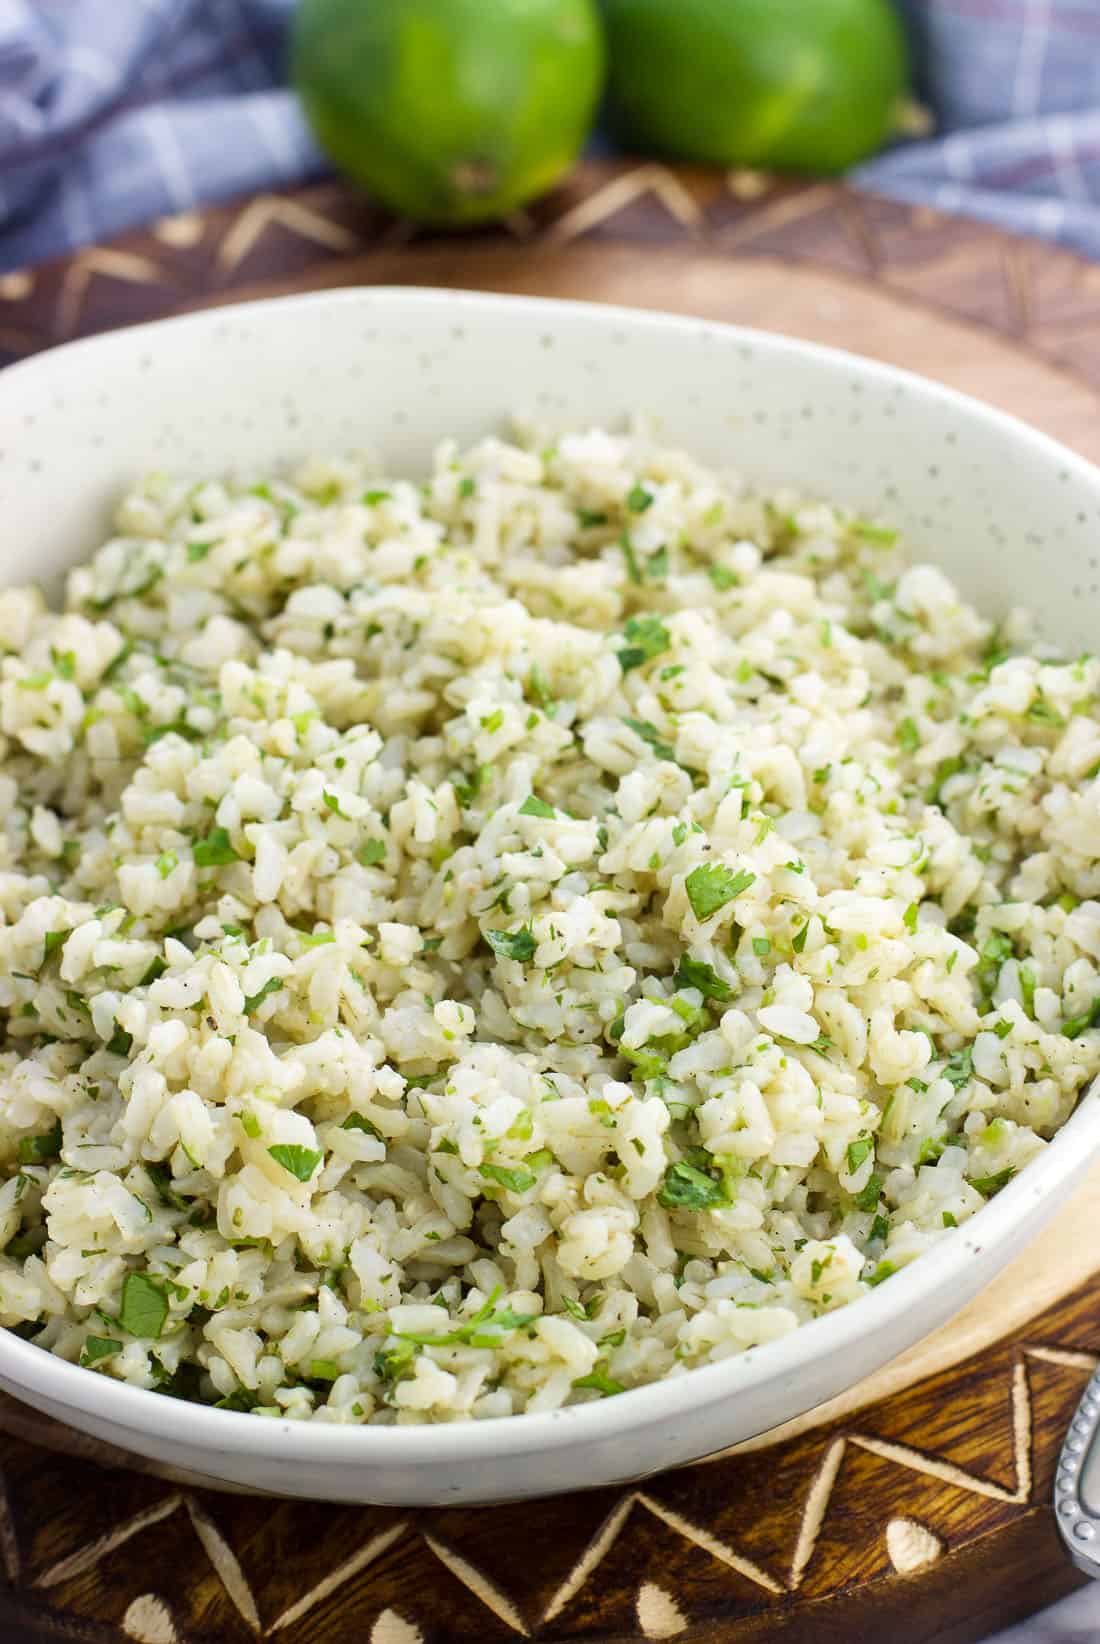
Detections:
[1, 287, 1099, 1507]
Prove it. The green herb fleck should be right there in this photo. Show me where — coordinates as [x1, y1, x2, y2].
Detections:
[673, 955, 732, 1001]
[657, 1160, 727, 1211]
[855, 1173, 884, 1212]
[897, 717, 920, 755]
[480, 1162, 537, 1194]
[18, 1119, 61, 1164]
[852, 519, 898, 546]
[193, 827, 238, 867]
[106, 1025, 133, 1057]
[80, 1334, 122, 1367]
[620, 531, 643, 585]
[485, 927, 537, 964]
[685, 863, 755, 921]
[519, 795, 556, 819]
[267, 1144, 322, 1182]
[119, 1272, 168, 1339]
[1063, 998, 1100, 1038]
[617, 614, 671, 673]
[1026, 698, 1066, 729]
[942, 1045, 974, 1089]
[968, 1167, 1016, 1196]
[244, 976, 282, 1015]
[342, 1111, 382, 1139]
[623, 716, 676, 761]
[572, 1368, 625, 1397]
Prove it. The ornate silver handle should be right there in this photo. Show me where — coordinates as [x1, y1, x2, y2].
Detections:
[1057, 1363, 1100, 1575]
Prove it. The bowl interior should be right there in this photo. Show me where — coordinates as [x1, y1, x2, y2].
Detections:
[5, 286, 1100, 651]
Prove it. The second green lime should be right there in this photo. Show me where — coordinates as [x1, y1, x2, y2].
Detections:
[292, 0, 605, 226]
[600, 0, 909, 174]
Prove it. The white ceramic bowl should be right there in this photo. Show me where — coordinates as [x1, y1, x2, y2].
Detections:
[2, 287, 1099, 1506]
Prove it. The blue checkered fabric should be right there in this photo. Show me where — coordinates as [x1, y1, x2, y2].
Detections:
[4, 2, 1100, 271]
[859, 0, 1100, 252]
[0, 0, 321, 271]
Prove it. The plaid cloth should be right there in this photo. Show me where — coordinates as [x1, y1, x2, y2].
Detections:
[858, 0, 1100, 250]
[0, 0, 321, 271]
[4, 0, 1100, 272]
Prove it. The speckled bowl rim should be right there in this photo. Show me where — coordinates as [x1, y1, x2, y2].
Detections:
[2, 286, 1100, 1466]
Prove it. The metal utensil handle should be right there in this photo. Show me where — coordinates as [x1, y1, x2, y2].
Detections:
[1057, 1362, 1100, 1576]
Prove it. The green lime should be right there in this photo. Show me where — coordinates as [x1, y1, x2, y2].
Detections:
[292, 0, 605, 227]
[600, 0, 908, 174]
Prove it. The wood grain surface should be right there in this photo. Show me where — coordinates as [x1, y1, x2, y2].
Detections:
[2, 157, 1100, 1642]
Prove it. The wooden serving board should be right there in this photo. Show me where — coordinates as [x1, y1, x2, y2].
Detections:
[3, 158, 1100, 1643]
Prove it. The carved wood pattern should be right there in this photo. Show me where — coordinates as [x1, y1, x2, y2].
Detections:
[0, 156, 1098, 1641]
[0, 1286, 1094, 1642]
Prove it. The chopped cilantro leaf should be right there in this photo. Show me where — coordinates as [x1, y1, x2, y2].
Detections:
[941, 1046, 974, 1090]
[968, 1167, 1016, 1196]
[572, 1368, 625, 1396]
[485, 927, 537, 964]
[1027, 698, 1066, 729]
[244, 976, 282, 1015]
[18, 1119, 61, 1164]
[855, 1173, 884, 1212]
[657, 1160, 727, 1211]
[620, 531, 643, 585]
[1063, 998, 1100, 1038]
[480, 1162, 537, 1194]
[519, 795, 556, 819]
[80, 1334, 122, 1367]
[193, 827, 238, 867]
[342, 1112, 382, 1139]
[852, 519, 898, 546]
[617, 614, 670, 673]
[119, 1272, 168, 1339]
[673, 955, 732, 1001]
[897, 717, 920, 755]
[685, 863, 755, 921]
[623, 716, 676, 762]
[267, 1144, 322, 1182]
